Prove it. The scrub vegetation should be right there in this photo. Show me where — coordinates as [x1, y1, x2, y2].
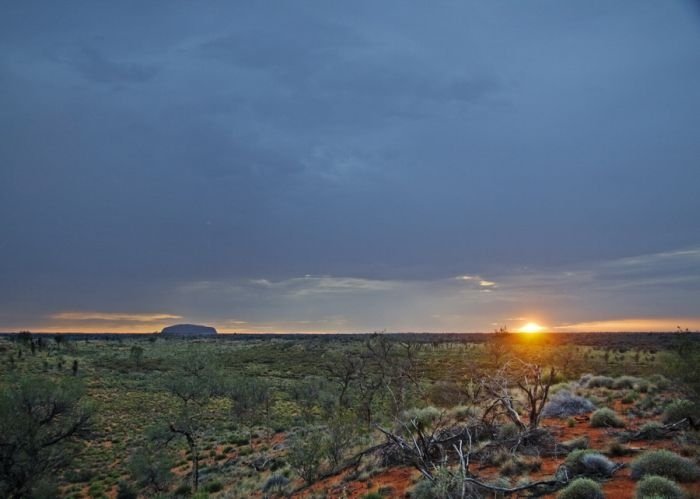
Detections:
[0, 331, 699, 498]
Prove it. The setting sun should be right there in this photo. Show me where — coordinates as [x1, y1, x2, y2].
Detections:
[519, 322, 545, 333]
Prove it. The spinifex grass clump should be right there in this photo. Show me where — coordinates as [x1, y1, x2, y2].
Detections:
[557, 478, 604, 499]
[630, 450, 700, 482]
[565, 449, 616, 477]
[542, 390, 596, 418]
[634, 475, 684, 499]
[662, 399, 696, 424]
[590, 408, 624, 428]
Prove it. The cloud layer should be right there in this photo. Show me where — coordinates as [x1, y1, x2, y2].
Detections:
[1, 2, 699, 332]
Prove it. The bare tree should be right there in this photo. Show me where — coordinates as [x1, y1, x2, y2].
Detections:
[481, 361, 556, 431]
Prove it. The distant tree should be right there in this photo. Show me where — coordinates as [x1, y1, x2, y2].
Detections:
[0, 376, 91, 498]
[669, 334, 700, 424]
[72, 359, 79, 376]
[129, 345, 144, 367]
[16, 331, 32, 351]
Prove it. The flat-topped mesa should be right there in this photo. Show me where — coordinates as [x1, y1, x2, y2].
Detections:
[160, 324, 218, 336]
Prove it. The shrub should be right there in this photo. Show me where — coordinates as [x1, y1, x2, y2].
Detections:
[662, 399, 696, 424]
[542, 391, 596, 418]
[630, 450, 700, 482]
[590, 408, 624, 428]
[557, 478, 604, 499]
[586, 376, 615, 389]
[613, 376, 639, 390]
[634, 475, 683, 499]
[565, 450, 616, 477]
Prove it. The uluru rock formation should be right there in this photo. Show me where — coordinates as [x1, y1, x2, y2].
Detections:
[160, 324, 218, 336]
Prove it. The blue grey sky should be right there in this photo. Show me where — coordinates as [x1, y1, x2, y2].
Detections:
[1, 1, 699, 332]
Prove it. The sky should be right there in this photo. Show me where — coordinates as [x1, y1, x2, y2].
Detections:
[1, 1, 700, 333]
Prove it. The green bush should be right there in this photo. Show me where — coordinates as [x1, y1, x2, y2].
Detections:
[590, 408, 624, 428]
[630, 450, 700, 482]
[662, 399, 695, 424]
[634, 475, 683, 499]
[557, 478, 604, 499]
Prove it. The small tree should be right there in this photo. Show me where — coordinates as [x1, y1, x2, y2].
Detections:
[162, 352, 222, 492]
[127, 440, 174, 494]
[481, 361, 556, 431]
[287, 427, 325, 484]
[228, 376, 273, 446]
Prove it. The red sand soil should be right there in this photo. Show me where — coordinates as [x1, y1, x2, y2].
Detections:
[289, 401, 700, 499]
[293, 466, 419, 498]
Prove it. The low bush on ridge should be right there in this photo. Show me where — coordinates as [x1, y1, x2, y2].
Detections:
[630, 450, 700, 482]
[634, 475, 683, 499]
[662, 399, 696, 424]
[557, 477, 604, 499]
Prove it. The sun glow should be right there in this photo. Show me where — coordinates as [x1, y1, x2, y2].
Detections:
[518, 322, 545, 333]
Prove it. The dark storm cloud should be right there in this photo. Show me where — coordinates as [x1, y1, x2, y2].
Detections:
[1, 1, 699, 332]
